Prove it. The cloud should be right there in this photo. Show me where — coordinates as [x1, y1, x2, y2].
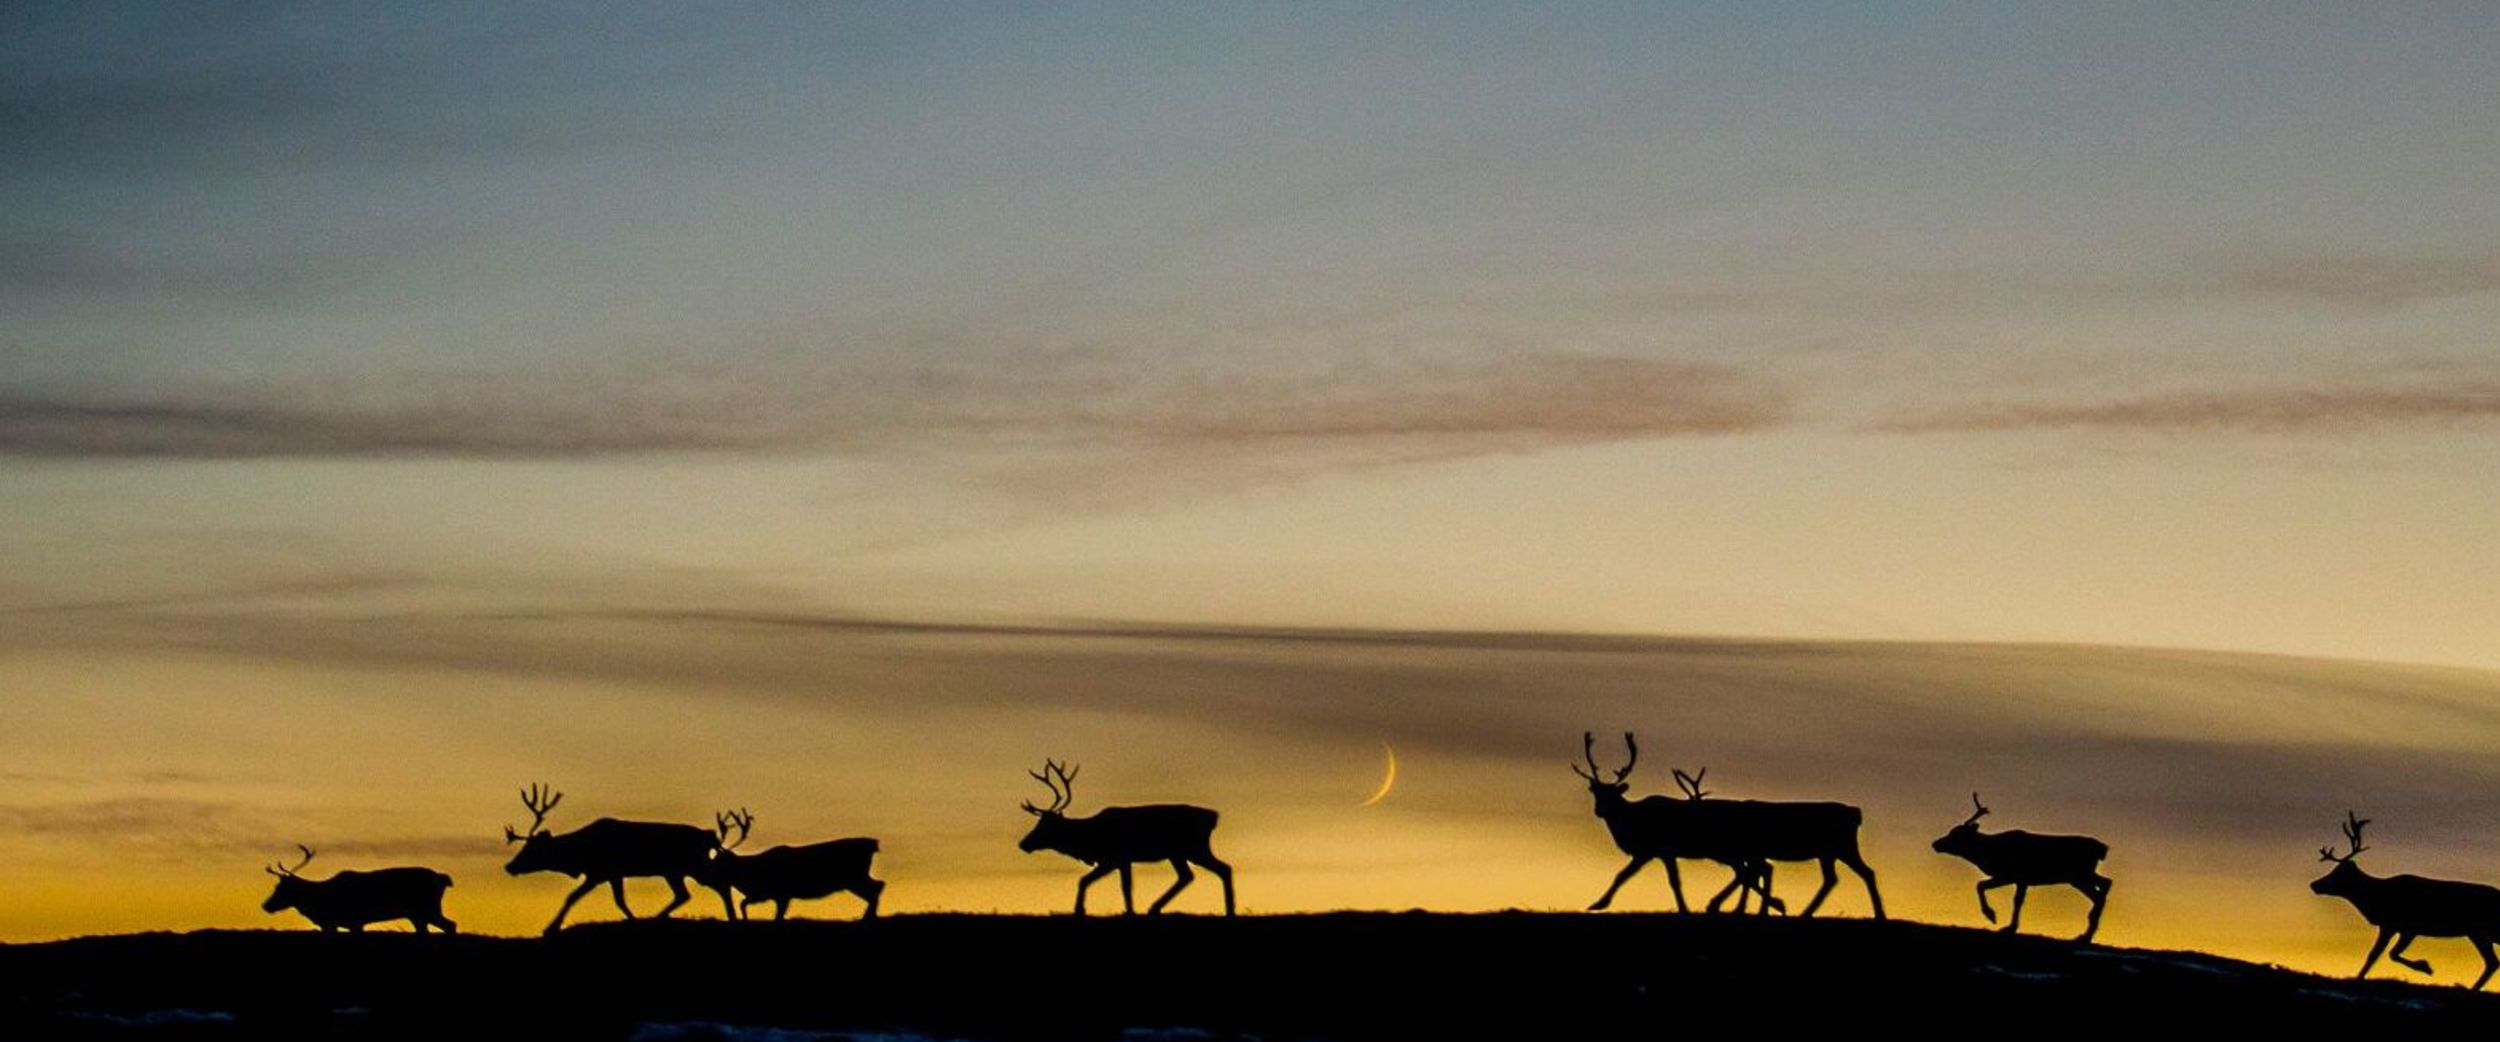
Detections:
[312, 835, 504, 861]
[1137, 355, 1779, 444]
[0, 390, 790, 459]
[0, 796, 491, 864]
[1875, 383, 2500, 435]
[0, 798, 279, 858]
[0, 575, 420, 617]
[20, 606, 2500, 864]
[2212, 256, 2500, 308]
[0, 354, 1787, 462]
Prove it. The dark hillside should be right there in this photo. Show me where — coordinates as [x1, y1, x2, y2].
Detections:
[5, 913, 2493, 1040]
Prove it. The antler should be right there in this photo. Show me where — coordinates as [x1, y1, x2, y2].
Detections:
[1672, 767, 1710, 801]
[715, 808, 755, 850]
[1963, 792, 1991, 829]
[1572, 732, 1641, 784]
[2321, 810, 2370, 863]
[267, 844, 315, 878]
[1023, 759, 1078, 816]
[1049, 760, 1078, 812]
[505, 782, 563, 845]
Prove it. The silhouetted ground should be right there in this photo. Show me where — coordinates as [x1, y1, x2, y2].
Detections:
[5, 913, 2496, 1040]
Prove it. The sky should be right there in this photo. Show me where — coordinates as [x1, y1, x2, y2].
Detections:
[3, 2, 2498, 973]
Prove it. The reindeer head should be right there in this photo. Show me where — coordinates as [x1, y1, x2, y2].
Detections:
[695, 808, 756, 892]
[1570, 731, 1638, 803]
[259, 844, 317, 914]
[500, 783, 565, 876]
[2310, 811, 2372, 896]
[1931, 793, 1991, 857]
[1017, 760, 1079, 853]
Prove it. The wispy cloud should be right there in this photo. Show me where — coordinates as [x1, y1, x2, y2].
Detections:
[0, 575, 419, 617]
[0, 390, 793, 459]
[0, 796, 491, 864]
[0, 798, 278, 858]
[18, 607, 2500, 863]
[2211, 255, 2500, 308]
[0, 354, 1787, 462]
[1875, 383, 2500, 435]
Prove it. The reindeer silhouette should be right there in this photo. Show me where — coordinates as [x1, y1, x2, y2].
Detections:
[260, 846, 456, 934]
[1931, 794, 2111, 942]
[502, 783, 735, 934]
[1579, 732, 1882, 919]
[696, 809, 886, 921]
[1018, 760, 1234, 916]
[2311, 811, 2500, 988]
[1574, 734, 1778, 914]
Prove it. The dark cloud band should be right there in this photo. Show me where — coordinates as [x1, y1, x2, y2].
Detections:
[1877, 384, 2500, 435]
[0, 355, 1788, 461]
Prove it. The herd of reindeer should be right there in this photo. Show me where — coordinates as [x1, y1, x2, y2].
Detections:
[256, 731, 2500, 990]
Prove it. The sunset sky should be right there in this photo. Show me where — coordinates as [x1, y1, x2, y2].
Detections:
[4, 4, 2497, 977]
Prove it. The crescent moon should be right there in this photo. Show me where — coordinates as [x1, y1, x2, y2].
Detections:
[1360, 743, 1398, 806]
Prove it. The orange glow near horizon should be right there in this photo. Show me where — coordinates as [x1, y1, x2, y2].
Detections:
[5, 616, 2493, 983]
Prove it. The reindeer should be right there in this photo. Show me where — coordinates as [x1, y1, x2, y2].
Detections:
[501, 783, 734, 934]
[2311, 811, 2500, 988]
[696, 809, 886, 921]
[1930, 794, 2111, 942]
[1574, 733, 1780, 915]
[1018, 760, 1234, 916]
[260, 846, 457, 933]
[1580, 733, 1882, 918]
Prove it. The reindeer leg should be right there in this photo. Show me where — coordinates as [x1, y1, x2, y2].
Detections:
[2358, 926, 2395, 979]
[2003, 884, 2029, 934]
[1198, 853, 1235, 916]
[716, 884, 740, 920]
[2078, 875, 2110, 943]
[655, 875, 693, 919]
[1589, 856, 1651, 911]
[2386, 933, 2433, 976]
[856, 877, 886, 919]
[1844, 852, 1883, 920]
[1755, 863, 1785, 916]
[1799, 857, 1840, 918]
[1704, 869, 1746, 914]
[1118, 864, 1137, 915]
[2473, 938, 2498, 990]
[774, 899, 792, 921]
[1664, 858, 1690, 913]
[1149, 858, 1197, 914]
[1975, 878, 2009, 923]
[547, 877, 601, 934]
[608, 877, 636, 919]
[1073, 863, 1116, 915]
